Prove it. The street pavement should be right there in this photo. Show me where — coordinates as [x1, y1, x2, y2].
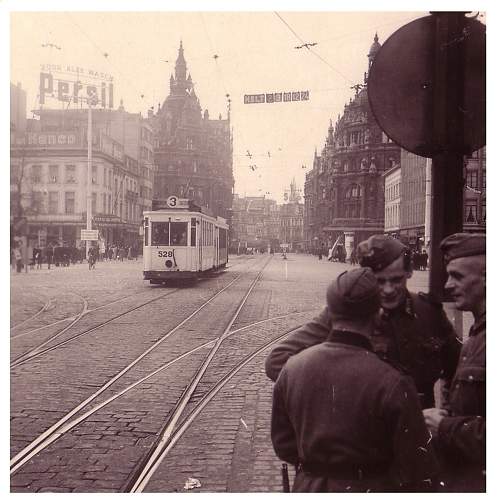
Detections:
[10, 254, 471, 492]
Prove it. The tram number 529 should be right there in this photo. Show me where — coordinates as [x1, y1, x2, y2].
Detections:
[158, 250, 174, 258]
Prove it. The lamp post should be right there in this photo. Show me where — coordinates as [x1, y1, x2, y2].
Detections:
[86, 92, 98, 259]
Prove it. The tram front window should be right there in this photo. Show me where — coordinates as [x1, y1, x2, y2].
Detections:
[151, 222, 170, 246]
[170, 222, 188, 246]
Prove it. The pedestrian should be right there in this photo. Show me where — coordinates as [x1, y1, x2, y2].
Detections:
[350, 247, 357, 265]
[421, 250, 429, 270]
[271, 268, 439, 492]
[46, 243, 53, 270]
[88, 245, 97, 270]
[13, 243, 23, 273]
[423, 233, 485, 492]
[35, 247, 43, 269]
[127, 245, 132, 260]
[113, 245, 118, 260]
[265, 234, 461, 410]
[327, 246, 333, 261]
[119, 246, 126, 262]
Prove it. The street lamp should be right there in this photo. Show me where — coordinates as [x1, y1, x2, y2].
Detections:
[86, 91, 99, 259]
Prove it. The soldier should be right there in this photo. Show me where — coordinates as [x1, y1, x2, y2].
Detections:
[271, 268, 439, 492]
[423, 233, 485, 492]
[265, 234, 461, 409]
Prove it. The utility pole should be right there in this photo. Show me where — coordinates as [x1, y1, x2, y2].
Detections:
[86, 91, 99, 259]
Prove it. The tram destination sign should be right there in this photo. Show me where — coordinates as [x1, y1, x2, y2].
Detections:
[244, 91, 309, 104]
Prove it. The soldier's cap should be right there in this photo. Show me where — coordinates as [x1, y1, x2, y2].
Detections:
[356, 234, 407, 271]
[440, 233, 486, 263]
[326, 268, 380, 319]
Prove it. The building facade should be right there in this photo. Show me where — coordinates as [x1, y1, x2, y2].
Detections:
[10, 128, 145, 250]
[384, 164, 401, 236]
[230, 195, 279, 253]
[10, 98, 156, 254]
[10, 82, 27, 132]
[303, 34, 401, 257]
[149, 42, 234, 222]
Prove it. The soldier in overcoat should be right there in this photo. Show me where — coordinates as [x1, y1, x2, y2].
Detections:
[271, 268, 439, 492]
[423, 233, 486, 492]
[265, 235, 461, 409]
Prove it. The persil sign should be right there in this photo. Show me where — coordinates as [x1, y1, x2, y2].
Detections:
[39, 69, 114, 108]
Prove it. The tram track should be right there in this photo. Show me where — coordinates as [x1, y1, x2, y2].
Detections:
[10, 257, 269, 476]
[10, 298, 54, 331]
[10, 289, 180, 369]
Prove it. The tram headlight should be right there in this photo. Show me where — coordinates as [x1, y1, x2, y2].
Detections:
[165, 259, 173, 268]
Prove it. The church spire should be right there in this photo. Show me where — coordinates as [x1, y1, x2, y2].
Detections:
[175, 40, 187, 81]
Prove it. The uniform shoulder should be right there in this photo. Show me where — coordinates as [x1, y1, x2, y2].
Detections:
[414, 291, 443, 309]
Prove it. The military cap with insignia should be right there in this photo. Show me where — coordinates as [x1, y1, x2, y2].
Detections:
[440, 232, 486, 263]
[356, 234, 409, 271]
[326, 267, 380, 318]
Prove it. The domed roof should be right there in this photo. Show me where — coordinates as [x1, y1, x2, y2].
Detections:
[368, 33, 381, 58]
[356, 87, 369, 106]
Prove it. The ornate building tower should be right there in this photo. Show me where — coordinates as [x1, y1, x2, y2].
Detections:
[149, 42, 234, 220]
[304, 34, 401, 257]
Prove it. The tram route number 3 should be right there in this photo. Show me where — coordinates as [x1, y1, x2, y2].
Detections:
[158, 250, 174, 258]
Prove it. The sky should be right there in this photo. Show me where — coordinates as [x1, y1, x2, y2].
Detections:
[7, 5, 437, 204]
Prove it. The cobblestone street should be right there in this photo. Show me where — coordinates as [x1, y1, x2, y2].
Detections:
[10, 254, 470, 492]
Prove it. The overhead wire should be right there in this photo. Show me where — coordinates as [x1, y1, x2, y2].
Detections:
[273, 11, 354, 85]
[63, 13, 149, 110]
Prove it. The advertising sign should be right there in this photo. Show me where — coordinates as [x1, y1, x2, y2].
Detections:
[39, 63, 114, 108]
[80, 229, 99, 241]
[244, 91, 310, 104]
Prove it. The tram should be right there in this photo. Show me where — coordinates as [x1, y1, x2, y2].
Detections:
[143, 196, 229, 284]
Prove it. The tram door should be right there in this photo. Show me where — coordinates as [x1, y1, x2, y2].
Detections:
[199, 219, 203, 270]
[215, 227, 219, 267]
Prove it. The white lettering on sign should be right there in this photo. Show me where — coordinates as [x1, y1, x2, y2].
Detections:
[39, 71, 114, 108]
[18, 132, 78, 147]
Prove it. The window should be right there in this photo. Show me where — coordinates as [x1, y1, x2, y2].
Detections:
[65, 164, 76, 183]
[482, 171, 486, 189]
[466, 171, 478, 189]
[144, 217, 149, 246]
[32, 191, 44, 213]
[65, 192, 75, 214]
[92, 193, 97, 214]
[31, 165, 42, 183]
[171, 222, 188, 245]
[152, 222, 169, 245]
[49, 165, 59, 183]
[464, 203, 477, 223]
[48, 192, 58, 213]
[482, 202, 486, 223]
[92, 166, 98, 184]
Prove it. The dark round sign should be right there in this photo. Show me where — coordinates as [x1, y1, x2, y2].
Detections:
[368, 14, 485, 158]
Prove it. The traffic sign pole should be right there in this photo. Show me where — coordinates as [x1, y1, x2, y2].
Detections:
[429, 12, 466, 301]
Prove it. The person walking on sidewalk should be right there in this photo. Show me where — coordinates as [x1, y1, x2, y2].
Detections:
[13, 243, 23, 273]
[271, 268, 439, 492]
[45, 243, 53, 270]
